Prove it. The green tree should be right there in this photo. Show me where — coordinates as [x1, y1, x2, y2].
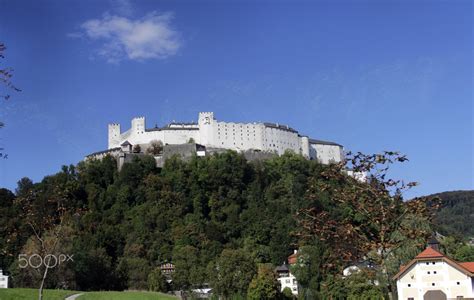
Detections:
[117, 257, 150, 290]
[148, 267, 169, 292]
[290, 244, 327, 297]
[454, 245, 474, 262]
[208, 249, 256, 299]
[296, 152, 438, 297]
[281, 287, 294, 299]
[172, 245, 205, 290]
[247, 264, 279, 300]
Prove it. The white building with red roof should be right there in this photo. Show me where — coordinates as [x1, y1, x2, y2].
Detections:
[275, 250, 299, 296]
[392, 240, 474, 300]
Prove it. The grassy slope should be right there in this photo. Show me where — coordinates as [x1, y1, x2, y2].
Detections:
[77, 291, 177, 300]
[0, 288, 79, 300]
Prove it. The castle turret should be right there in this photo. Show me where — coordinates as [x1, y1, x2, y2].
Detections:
[198, 112, 215, 145]
[108, 123, 121, 149]
[301, 136, 310, 158]
[131, 116, 146, 135]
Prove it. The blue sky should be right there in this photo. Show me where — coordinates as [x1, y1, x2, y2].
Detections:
[0, 0, 472, 198]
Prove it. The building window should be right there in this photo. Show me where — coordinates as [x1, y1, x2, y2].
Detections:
[427, 271, 430, 274]
[457, 282, 460, 285]
[432, 283, 435, 286]
[285, 279, 290, 283]
[408, 284, 411, 287]
[408, 298, 414, 300]
[433, 271, 437, 274]
[426, 262, 429, 265]
[432, 262, 435, 265]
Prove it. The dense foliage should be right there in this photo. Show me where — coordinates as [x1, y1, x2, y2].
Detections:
[0, 151, 440, 298]
[429, 190, 474, 239]
[1, 152, 319, 294]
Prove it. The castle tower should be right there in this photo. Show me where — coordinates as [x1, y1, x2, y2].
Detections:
[198, 112, 215, 146]
[108, 123, 121, 149]
[131, 117, 146, 135]
[301, 136, 310, 158]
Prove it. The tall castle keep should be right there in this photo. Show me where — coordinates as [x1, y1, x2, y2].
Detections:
[100, 112, 344, 164]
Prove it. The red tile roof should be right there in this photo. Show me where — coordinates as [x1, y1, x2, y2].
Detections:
[393, 246, 474, 280]
[415, 247, 445, 259]
[288, 252, 298, 265]
[459, 262, 474, 273]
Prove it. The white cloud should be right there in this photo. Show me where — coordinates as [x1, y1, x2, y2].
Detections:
[79, 11, 181, 63]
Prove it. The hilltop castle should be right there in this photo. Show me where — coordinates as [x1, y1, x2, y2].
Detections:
[87, 112, 344, 165]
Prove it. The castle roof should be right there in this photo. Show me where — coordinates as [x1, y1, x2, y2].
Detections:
[146, 122, 199, 132]
[263, 122, 298, 133]
[309, 138, 342, 147]
[121, 140, 132, 146]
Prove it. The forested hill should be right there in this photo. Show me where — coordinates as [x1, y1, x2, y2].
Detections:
[428, 190, 474, 238]
[0, 151, 436, 298]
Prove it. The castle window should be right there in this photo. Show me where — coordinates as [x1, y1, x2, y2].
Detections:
[426, 262, 429, 265]
[431, 283, 435, 286]
[432, 262, 435, 265]
[457, 282, 460, 285]
[433, 271, 437, 274]
[407, 284, 411, 287]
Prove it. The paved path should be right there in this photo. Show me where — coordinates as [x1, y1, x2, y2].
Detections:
[65, 293, 83, 300]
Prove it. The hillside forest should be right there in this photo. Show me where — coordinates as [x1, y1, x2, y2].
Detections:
[0, 151, 473, 299]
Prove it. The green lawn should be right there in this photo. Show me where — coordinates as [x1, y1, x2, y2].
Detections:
[0, 289, 178, 300]
[0, 288, 79, 300]
[77, 291, 177, 300]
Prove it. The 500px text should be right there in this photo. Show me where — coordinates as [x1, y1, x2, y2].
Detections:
[18, 254, 74, 269]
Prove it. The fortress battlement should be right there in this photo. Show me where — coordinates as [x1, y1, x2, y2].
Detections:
[96, 112, 344, 164]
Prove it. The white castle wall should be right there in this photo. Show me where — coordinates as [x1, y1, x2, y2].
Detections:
[107, 112, 344, 164]
[310, 143, 344, 164]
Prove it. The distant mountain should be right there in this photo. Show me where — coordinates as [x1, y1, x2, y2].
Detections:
[425, 190, 474, 238]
